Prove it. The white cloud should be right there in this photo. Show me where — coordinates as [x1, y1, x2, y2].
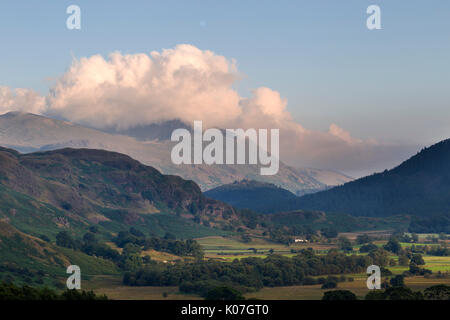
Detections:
[46, 45, 242, 130]
[0, 45, 419, 176]
[0, 86, 46, 115]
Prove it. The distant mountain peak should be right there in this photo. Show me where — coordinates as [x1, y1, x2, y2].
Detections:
[0, 112, 352, 194]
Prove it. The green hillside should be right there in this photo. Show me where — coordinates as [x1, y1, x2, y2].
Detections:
[0, 221, 119, 287]
[0, 146, 241, 236]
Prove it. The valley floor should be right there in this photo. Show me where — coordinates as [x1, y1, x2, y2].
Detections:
[83, 235, 450, 300]
[84, 275, 450, 300]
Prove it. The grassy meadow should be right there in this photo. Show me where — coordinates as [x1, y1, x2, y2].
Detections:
[82, 233, 450, 300]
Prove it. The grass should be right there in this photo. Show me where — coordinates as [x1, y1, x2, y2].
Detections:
[196, 236, 335, 260]
[244, 276, 450, 300]
[422, 256, 450, 272]
[84, 275, 201, 300]
[100, 211, 230, 239]
[82, 235, 450, 300]
[141, 249, 183, 262]
[85, 275, 450, 300]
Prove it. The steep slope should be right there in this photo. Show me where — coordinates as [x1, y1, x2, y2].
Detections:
[0, 112, 352, 193]
[0, 146, 239, 235]
[294, 139, 450, 218]
[205, 180, 298, 213]
[0, 221, 119, 287]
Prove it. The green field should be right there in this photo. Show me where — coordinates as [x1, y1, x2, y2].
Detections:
[84, 275, 201, 300]
[196, 236, 334, 260]
[81, 235, 450, 300]
[244, 276, 450, 300]
[84, 274, 450, 300]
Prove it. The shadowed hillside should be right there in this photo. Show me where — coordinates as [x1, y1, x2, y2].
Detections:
[0, 146, 240, 236]
[293, 139, 450, 224]
[205, 180, 299, 213]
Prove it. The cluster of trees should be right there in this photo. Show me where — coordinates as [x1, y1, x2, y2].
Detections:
[56, 231, 121, 263]
[56, 230, 147, 271]
[409, 215, 450, 233]
[362, 236, 435, 275]
[123, 249, 373, 296]
[55, 228, 204, 272]
[112, 228, 204, 259]
[0, 263, 46, 285]
[322, 285, 450, 300]
[408, 244, 449, 256]
[0, 282, 107, 300]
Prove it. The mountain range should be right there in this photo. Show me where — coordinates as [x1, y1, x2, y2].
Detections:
[0, 112, 352, 194]
[207, 139, 450, 232]
[295, 139, 450, 219]
[0, 146, 242, 240]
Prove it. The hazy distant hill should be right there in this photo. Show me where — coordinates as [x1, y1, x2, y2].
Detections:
[208, 139, 450, 231]
[205, 180, 299, 213]
[294, 139, 450, 221]
[0, 112, 352, 193]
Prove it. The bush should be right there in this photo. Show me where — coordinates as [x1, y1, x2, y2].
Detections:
[359, 243, 378, 253]
[389, 275, 405, 287]
[205, 287, 244, 300]
[322, 290, 357, 300]
[424, 285, 450, 300]
[0, 282, 107, 300]
[365, 287, 423, 300]
[321, 281, 337, 289]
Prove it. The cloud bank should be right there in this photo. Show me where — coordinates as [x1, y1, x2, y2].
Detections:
[0, 44, 418, 176]
[0, 87, 46, 115]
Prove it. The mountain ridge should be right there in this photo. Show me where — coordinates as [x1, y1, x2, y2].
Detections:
[0, 111, 352, 194]
[0, 146, 243, 237]
[293, 138, 450, 219]
[205, 179, 299, 213]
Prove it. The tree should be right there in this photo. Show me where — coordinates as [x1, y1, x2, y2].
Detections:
[338, 237, 353, 252]
[123, 243, 142, 256]
[122, 254, 143, 272]
[365, 287, 423, 300]
[411, 254, 425, 266]
[369, 248, 390, 267]
[389, 275, 405, 287]
[408, 263, 432, 276]
[356, 234, 370, 244]
[359, 243, 378, 253]
[56, 231, 79, 249]
[205, 287, 244, 300]
[83, 232, 97, 244]
[321, 281, 337, 289]
[398, 255, 409, 266]
[365, 290, 385, 300]
[321, 227, 338, 239]
[383, 287, 423, 300]
[424, 285, 450, 300]
[383, 238, 402, 254]
[322, 290, 357, 300]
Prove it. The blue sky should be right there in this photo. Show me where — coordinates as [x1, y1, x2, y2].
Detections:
[1, 0, 449, 147]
